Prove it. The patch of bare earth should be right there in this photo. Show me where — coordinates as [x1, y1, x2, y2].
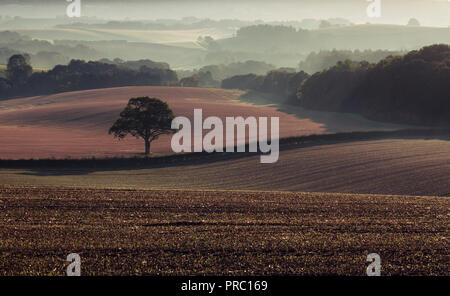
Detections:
[0, 186, 448, 276]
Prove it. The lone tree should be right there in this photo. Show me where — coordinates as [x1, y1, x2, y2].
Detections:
[109, 97, 175, 156]
[6, 54, 32, 87]
[407, 18, 420, 26]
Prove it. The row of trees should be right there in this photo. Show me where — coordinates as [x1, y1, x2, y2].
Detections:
[298, 49, 404, 74]
[0, 31, 100, 64]
[0, 55, 179, 99]
[180, 71, 219, 88]
[186, 60, 275, 81]
[177, 60, 276, 88]
[298, 44, 450, 126]
[222, 70, 310, 102]
[220, 45, 449, 126]
[98, 58, 171, 71]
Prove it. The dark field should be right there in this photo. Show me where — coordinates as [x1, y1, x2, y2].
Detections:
[1, 136, 450, 197]
[0, 186, 448, 276]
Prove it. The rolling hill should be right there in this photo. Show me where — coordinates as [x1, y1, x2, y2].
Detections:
[0, 86, 405, 160]
[1, 136, 449, 197]
[1, 86, 447, 197]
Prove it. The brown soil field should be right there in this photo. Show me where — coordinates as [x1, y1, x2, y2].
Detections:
[0, 186, 447, 276]
[0, 86, 405, 159]
[1, 138, 449, 197]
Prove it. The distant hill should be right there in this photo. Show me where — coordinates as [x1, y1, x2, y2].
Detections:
[0, 86, 407, 159]
[218, 24, 450, 53]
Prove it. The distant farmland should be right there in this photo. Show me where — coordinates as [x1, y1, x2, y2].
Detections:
[0, 186, 447, 276]
[17, 27, 232, 45]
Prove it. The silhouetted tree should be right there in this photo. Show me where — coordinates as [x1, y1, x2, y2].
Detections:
[222, 70, 309, 102]
[6, 54, 32, 87]
[180, 76, 200, 87]
[298, 49, 403, 74]
[0, 77, 11, 97]
[190, 71, 220, 87]
[198, 36, 221, 51]
[109, 97, 175, 156]
[221, 73, 264, 91]
[407, 18, 421, 26]
[195, 60, 275, 81]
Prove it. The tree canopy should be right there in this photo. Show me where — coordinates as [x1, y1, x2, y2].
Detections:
[0, 57, 178, 99]
[297, 44, 450, 126]
[109, 97, 176, 155]
[6, 54, 32, 87]
[222, 69, 310, 102]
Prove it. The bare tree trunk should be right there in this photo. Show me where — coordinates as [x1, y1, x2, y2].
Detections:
[144, 138, 151, 156]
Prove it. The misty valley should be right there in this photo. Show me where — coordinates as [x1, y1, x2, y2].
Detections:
[0, 0, 448, 280]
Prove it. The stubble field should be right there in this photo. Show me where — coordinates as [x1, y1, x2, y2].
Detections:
[1, 137, 449, 197]
[0, 186, 448, 276]
[0, 86, 448, 276]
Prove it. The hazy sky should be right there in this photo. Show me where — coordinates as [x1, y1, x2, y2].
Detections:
[1, 0, 449, 27]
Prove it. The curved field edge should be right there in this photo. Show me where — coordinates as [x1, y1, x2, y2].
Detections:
[0, 85, 409, 159]
[0, 130, 449, 197]
[0, 128, 448, 166]
[0, 186, 448, 276]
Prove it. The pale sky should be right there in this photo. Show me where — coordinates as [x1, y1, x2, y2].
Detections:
[0, 0, 449, 27]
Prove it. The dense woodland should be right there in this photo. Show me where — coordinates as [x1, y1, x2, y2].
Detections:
[298, 49, 404, 74]
[177, 60, 275, 88]
[222, 44, 450, 126]
[298, 44, 450, 126]
[0, 56, 178, 99]
[179, 60, 275, 81]
[220, 24, 450, 53]
[222, 70, 310, 102]
[97, 58, 171, 71]
[1, 39, 449, 127]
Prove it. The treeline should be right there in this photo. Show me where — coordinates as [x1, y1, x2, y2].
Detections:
[228, 25, 310, 52]
[220, 44, 450, 126]
[222, 70, 309, 102]
[179, 60, 275, 81]
[1, 45, 70, 70]
[0, 55, 178, 99]
[298, 49, 404, 74]
[0, 30, 203, 70]
[0, 31, 99, 67]
[98, 58, 171, 70]
[298, 44, 450, 126]
[219, 24, 450, 57]
[179, 71, 220, 88]
[177, 60, 275, 88]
